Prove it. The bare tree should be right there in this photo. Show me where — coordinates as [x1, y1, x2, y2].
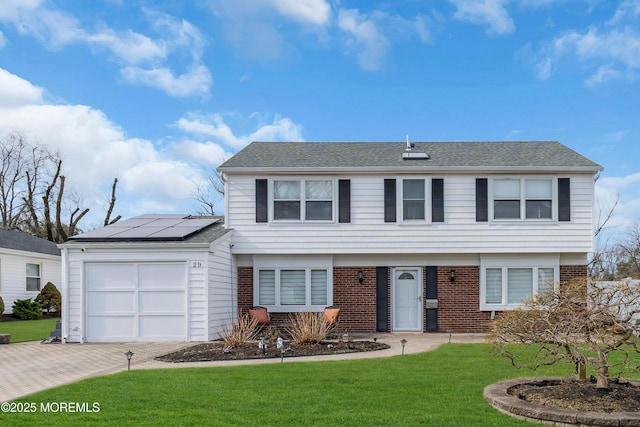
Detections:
[103, 178, 121, 226]
[193, 169, 225, 216]
[490, 278, 640, 389]
[1, 133, 120, 241]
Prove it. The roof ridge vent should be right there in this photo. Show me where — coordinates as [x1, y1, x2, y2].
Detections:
[402, 135, 429, 159]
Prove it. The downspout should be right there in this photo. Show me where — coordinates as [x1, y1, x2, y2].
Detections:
[61, 247, 69, 343]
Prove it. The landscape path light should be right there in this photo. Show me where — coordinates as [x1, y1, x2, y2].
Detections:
[400, 338, 407, 355]
[124, 350, 134, 371]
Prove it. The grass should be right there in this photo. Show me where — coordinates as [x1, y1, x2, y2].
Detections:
[0, 318, 58, 343]
[0, 343, 595, 427]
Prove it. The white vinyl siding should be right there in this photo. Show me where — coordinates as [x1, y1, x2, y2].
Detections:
[225, 174, 596, 255]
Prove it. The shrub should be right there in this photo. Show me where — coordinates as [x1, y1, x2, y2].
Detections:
[286, 312, 331, 345]
[35, 282, 61, 314]
[0, 295, 4, 316]
[12, 298, 43, 320]
[219, 311, 259, 349]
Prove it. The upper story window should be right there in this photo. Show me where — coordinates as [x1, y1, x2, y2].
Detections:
[403, 179, 425, 220]
[26, 263, 41, 291]
[273, 179, 333, 221]
[493, 178, 553, 220]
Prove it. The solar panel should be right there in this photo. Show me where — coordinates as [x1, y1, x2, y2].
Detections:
[70, 215, 220, 241]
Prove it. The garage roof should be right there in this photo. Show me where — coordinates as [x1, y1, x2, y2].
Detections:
[68, 215, 227, 242]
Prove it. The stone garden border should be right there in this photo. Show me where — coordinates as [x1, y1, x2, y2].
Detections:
[484, 377, 640, 426]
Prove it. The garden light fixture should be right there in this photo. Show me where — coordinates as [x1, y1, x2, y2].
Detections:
[400, 338, 407, 355]
[124, 350, 134, 371]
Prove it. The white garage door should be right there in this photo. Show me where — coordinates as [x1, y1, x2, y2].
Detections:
[85, 262, 187, 342]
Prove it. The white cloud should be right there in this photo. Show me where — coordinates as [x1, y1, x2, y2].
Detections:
[269, 0, 331, 26]
[338, 9, 390, 71]
[120, 64, 212, 98]
[0, 68, 44, 107]
[449, 0, 515, 35]
[530, 2, 640, 86]
[175, 112, 304, 149]
[595, 173, 640, 241]
[0, 3, 211, 97]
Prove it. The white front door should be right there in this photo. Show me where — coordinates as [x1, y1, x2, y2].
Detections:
[393, 268, 423, 332]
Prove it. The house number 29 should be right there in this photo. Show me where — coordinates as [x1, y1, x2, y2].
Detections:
[191, 261, 203, 268]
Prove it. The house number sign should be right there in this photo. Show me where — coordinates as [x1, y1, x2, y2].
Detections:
[191, 261, 204, 268]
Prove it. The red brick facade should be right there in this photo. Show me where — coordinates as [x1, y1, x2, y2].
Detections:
[236, 264, 588, 334]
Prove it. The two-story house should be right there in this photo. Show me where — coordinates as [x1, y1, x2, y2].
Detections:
[57, 140, 602, 342]
[217, 140, 602, 333]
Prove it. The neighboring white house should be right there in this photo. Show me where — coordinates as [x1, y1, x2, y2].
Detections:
[217, 141, 603, 334]
[58, 215, 234, 343]
[0, 228, 61, 314]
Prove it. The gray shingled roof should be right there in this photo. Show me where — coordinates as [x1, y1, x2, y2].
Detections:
[218, 141, 602, 172]
[0, 228, 61, 256]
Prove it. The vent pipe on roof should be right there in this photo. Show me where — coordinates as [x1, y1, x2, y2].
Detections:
[402, 135, 429, 160]
[405, 135, 415, 151]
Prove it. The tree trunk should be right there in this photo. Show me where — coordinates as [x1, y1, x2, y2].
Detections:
[596, 351, 610, 389]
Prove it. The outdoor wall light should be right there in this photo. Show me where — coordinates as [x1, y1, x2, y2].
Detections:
[358, 270, 364, 284]
[124, 350, 134, 371]
[449, 269, 456, 282]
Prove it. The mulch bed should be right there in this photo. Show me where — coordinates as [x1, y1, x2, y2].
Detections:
[155, 340, 390, 363]
[509, 378, 640, 413]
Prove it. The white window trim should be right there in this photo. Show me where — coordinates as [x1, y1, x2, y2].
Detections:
[489, 177, 557, 222]
[269, 177, 337, 223]
[479, 256, 559, 311]
[253, 256, 333, 312]
[26, 262, 42, 292]
[399, 177, 432, 224]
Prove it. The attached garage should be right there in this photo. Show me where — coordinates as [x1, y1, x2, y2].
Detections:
[85, 262, 187, 342]
[59, 215, 234, 343]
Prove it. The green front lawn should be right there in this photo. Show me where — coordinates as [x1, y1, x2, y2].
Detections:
[0, 318, 58, 343]
[0, 343, 587, 426]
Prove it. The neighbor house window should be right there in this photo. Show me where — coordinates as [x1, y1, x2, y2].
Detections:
[492, 178, 553, 220]
[26, 263, 41, 291]
[402, 179, 425, 220]
[254, 258, 332, 311]
[481, 258, 558, 310]
[273, 179, 333, 221]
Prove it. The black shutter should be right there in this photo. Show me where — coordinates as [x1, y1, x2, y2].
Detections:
[558, 178, 570, 222]
[384, 179, 396, 223]
[432, 178, 444, 222]
[425, 266, 438, 332]
[376, 267, 389, 332]
[338, 179, 351, 223]
[476, 178, 488, 222]
[255, 179, 268, 223]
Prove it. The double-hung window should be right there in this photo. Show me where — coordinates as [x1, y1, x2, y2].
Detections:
[26, 263, 41, 291]
[273, 179, 333, 221]
[492, 178, 553, 220]
[403, 179, 425, 220]
[254, 258, 332, 311]
[481, 257, 558, 310]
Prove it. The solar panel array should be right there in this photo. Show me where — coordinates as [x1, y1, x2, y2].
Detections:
[70, 214, 220, 241]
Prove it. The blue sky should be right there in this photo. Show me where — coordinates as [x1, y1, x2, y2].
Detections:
[0, 0, 639, 242]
